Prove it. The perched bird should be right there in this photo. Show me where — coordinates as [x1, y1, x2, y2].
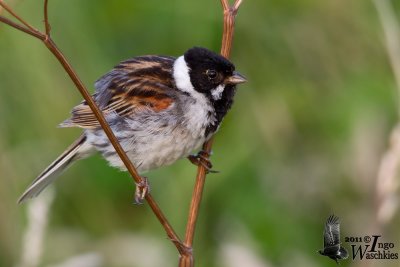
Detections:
[318, 214, 348, 264]
[19, 47, 246, 203]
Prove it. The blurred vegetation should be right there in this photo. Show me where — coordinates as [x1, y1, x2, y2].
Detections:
[1, 0, 400, 267]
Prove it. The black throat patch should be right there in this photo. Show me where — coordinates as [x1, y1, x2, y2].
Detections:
[204, 84, 237, 137]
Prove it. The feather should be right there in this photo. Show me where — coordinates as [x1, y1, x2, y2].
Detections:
[60, 56, 176, 129]
[323, 214, 341, 247]
[18, 135, 93, 203]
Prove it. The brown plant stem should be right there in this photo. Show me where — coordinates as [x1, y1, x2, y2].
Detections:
[0, 0, 185, 254]
[0, 0, 36, 31]
[178, 1, 243, 266]
[44, 0, 50, 36]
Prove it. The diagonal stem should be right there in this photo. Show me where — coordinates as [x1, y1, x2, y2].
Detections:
[179, 1, 243, 266]
[0, 15, 45, 39]
[0, 0, 185, 254]
[42, 38, 185, 252]
[0, 0, 37, 32]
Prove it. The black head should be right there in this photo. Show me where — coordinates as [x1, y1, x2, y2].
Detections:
[184, 47, 246, 98]
[183, 47, 246, 136]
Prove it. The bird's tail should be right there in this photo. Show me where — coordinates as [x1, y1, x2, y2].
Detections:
[18, 135, 93, 203]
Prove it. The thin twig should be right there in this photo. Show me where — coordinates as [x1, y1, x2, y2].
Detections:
[220, 0, 229, 11]
[233, 0, 243, 11]
[43, 36, 186, 255]
[0, 0, 37, 32]
[43, 0, 50, 36]
[179, 0, 243, 266]
[0, 0, 185, 255]
[0, 15, 45, 39]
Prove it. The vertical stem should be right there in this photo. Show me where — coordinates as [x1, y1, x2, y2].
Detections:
[44, 0, 51, 36]
[371, 0, 400, 232]
[179, 1, 243, 266]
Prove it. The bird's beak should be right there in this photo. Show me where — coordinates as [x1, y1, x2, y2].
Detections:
[225, 71, 247, 85]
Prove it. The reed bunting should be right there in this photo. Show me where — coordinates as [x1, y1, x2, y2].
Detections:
[19, 47, 246, 203]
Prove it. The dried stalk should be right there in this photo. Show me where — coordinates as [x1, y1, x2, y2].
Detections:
[17, 189, 54, 267]
[0, 0, 184, 254]
[372, 0, 400, 236]
[178, 1, 243, 266]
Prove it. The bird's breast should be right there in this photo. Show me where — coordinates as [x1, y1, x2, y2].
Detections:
[86, 107, 209, 172]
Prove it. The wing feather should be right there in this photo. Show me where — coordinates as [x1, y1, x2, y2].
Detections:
[323, 214, 341, 248]
[60, 56, 176, 129]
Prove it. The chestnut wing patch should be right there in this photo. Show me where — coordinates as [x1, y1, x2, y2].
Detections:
[60, 56, 176, 129]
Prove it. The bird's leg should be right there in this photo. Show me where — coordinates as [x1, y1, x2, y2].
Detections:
[187, 150, 219, 174]
[134, 177, 150, 204]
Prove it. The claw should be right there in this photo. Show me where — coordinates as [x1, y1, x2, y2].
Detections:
[134, 177, 150, 204]
[188, 150, 219, 174]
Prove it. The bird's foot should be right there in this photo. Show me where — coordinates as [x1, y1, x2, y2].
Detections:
[134, 177, 150, 204]
[187, 150, 219, 174]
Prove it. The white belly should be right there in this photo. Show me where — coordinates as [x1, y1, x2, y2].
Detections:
[86, 86, 216, 173]
[87, 119, 208, 173]
[129, 130, 206, 172]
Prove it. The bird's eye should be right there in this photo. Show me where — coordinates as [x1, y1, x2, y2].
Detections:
[206, 69, 217, 80]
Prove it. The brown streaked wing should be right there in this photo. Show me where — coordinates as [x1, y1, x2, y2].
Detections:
[60, 56, 176, 129]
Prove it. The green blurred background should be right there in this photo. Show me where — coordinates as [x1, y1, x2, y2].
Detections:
[1, 0, 400, 266]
